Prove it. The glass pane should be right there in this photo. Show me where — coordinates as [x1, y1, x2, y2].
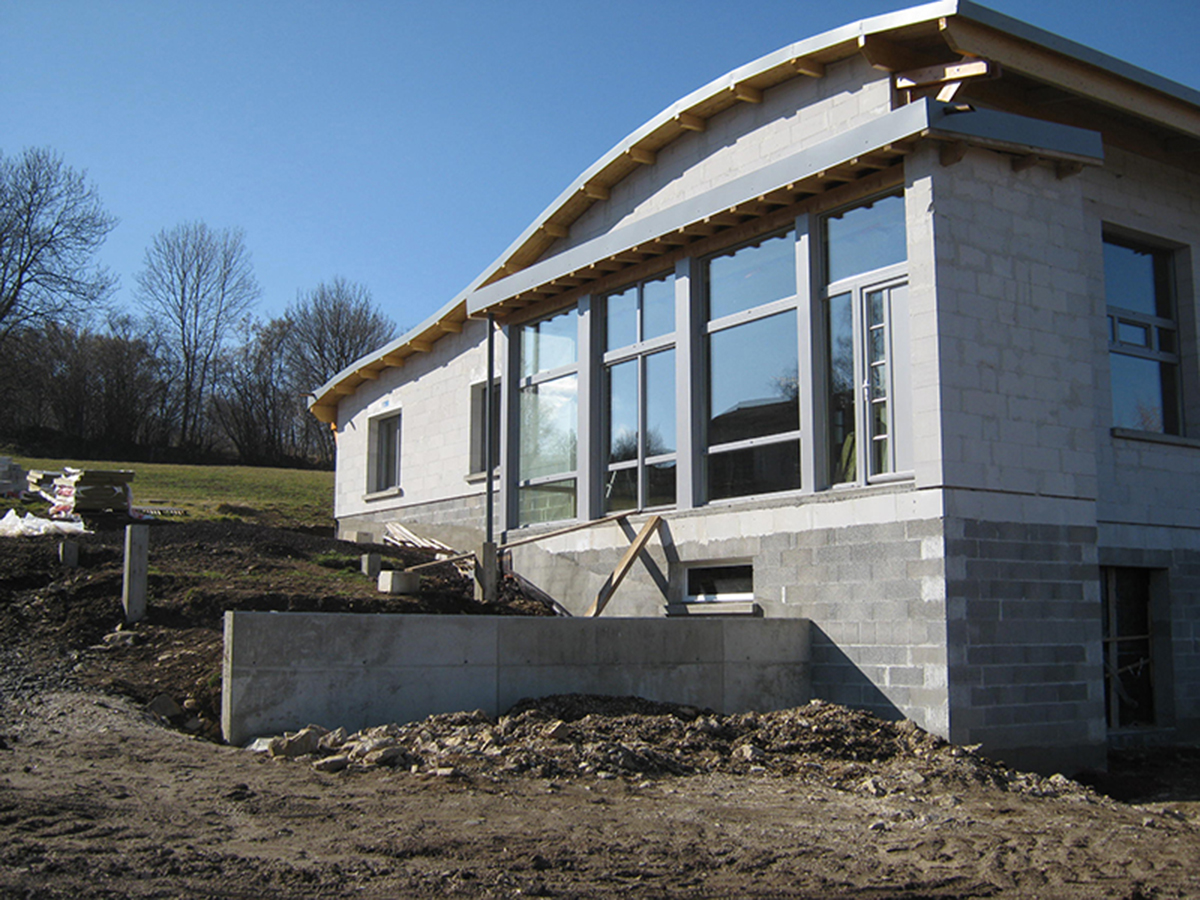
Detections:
[708, 310, 799, 446]
[603, 467, 638, 513]
[1158, 327, 1177, 354]
[827, 291, 856, 483]
[1117, 321, 1150, 347]
[518, 374, 577, 479]
[872, 435, 889, 477]
[687, 565, 753, 600]
[825, 194, 906, 284]
[707, 231, 796, 320]
[606, 360, 638, 463]
[646, 460, 676, 508]
[644, 348, 676, 456]
[1104, 240, 1171, 318]
[518, 479, 577, 525]
[1110, 353, 1178, 434]
[377, 416, 399, 488]
[521, 307, 577, 376]
[709, 440, 801, 500]
[604, 285, 637, 351]
[641, 272, 675, 341]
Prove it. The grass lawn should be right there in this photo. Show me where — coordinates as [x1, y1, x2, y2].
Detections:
[3, 455, 334, 530]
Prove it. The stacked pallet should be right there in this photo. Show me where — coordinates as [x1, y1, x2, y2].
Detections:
[47, 468, 135, 518]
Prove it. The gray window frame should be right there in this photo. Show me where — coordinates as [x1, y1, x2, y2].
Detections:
[368, 410, 402, 494]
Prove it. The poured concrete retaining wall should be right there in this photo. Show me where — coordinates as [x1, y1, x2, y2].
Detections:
[222, 612, 811, 746]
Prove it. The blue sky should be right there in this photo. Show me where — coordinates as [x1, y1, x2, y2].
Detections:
[4, 0, 1199, 331]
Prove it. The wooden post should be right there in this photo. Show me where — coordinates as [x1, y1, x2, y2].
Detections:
[122, 524, 148, 624]
[475, 541, 498, 603]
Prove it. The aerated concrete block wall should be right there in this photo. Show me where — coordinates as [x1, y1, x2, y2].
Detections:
[222, 613, 811, 746]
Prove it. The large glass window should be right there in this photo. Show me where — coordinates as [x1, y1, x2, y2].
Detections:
[516, 307, 579, 524]
[823, 194, 908, 485]
[704, 230, 802, 500]
[1105, 236, 1180, 434]
[601, 272, 676, 512]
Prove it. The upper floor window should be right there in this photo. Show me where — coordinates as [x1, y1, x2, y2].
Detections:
[704, 230, 801, 500]
[822, 193, 909, 484]
[1104, 235, 1181, 435]
[601, 272, 676, 512]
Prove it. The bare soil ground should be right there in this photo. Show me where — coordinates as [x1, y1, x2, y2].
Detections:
[2, 522, 1200, 898]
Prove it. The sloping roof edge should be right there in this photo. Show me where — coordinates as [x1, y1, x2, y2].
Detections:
[310, 0, 1195, 420]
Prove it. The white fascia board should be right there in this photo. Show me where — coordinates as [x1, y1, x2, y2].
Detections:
[467, 98, 1102, 317]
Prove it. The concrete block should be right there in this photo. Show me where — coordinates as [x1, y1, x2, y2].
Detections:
[378, 570, 421, 594]
[361, 553, 381, 578]
[122, 524, 148, 624]
[58, 540, 79, 569]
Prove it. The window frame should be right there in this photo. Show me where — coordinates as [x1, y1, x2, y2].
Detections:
[701, 227, 804, 503]
[367, 410, 402, 496]
[599, 270, 678, 513]
[1103, 232, 1184, 436]
[513, 305, 581, 526]
[467, 380, 501, 480]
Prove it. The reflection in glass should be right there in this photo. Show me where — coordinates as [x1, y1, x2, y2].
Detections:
[709, 441, 801, 500]
[520, 307, 577, 377]
[642, 273, 675, 341]
[827, 291, 855, 483]
[708, 311, 799, 446]
[707, 231, 796, 320]
[646, 461, 676, 508]
[825, 194, 906, 284]
[606, 360, 638, 463]
[1110, 353, 1178, 433]
[518, 374, 577, 480]
[518, 479, 577, 525]
[645, 349, 676, 456]
[604, 468, 637, 512]
[1117, 320, 1150, 347]
[605, 285, 637, 351]
[1104, 241, 1170, 317]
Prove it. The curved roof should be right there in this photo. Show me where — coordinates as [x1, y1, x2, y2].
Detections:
[311, 0, 1200, 422]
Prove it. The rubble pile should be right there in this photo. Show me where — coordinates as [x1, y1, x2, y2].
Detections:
[254, 693, 1095, 800]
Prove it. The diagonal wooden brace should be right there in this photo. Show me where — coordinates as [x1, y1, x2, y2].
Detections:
[585, 515, 663, 618]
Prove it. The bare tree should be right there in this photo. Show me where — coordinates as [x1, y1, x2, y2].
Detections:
[285, 277, 397, 462]
[213, 318, 298, 465]
[0, 147, 117, 343]
[135, 222, 260, 450]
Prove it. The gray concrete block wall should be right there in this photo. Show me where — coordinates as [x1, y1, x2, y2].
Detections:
[222, 613, 812, 745]
[334, 319, 496, 529]
[944, 516, 1106, 772]
[928, 147, 1097, 503]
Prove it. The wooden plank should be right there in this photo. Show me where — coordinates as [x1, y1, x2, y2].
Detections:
[895, 58, 992, 89]
[585, 515, 663, 618]
[500, 511, 630, 550]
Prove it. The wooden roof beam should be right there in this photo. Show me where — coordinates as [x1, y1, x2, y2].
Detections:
[382, 352, 406, 367]
[438, 320, 463, 334]
[583, 182, 610, 200]
[733, 82, 763, 104]
[704, 211, 745, 227]
[940, 140, 969, 167]
[858, 34, 941, 73]
[895, 58, 994, 89]
[628, 146, 657, 165]
[543, 222, 569, 239]
[331, 382, 358, 396]
[791, 57, 826, 79]
[356, 368, 380, 380]
[1011, 153, 1040, 172]
[677, 112, 706, 132]
[409, 339, 433, 353]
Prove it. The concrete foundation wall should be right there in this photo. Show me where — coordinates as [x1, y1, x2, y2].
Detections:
[222, 612, 811, 746]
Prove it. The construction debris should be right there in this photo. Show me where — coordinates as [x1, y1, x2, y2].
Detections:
[0, 457, 25, 497]
[385, 521, 475, 576]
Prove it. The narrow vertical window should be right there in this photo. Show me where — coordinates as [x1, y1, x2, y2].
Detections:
[601, 272, 676, 512]
[1104, 236, 1180, 434]
[703, 231, 801, 500]
[822, 193, 908, 485]
[516, 306, 578, 525]
[372, 412, 401, 492]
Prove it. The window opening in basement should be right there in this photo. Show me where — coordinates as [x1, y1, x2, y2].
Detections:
[686, 564, 753, 603]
